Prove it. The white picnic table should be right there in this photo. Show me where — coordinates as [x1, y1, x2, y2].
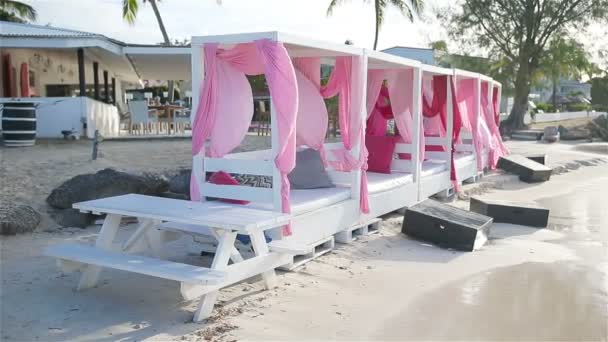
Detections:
[46, 194, 300, 321]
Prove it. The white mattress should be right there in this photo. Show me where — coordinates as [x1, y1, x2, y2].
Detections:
[454, 152, 475, 167]
[246, 186, 351, 215]
[366, 171, 414, 194]
[421, 160, 448, 177]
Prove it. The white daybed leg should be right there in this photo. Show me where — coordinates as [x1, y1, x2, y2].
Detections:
[249, 230, 277, 290]
[193, 229, 237, 322]
[78, 214, 122, 290]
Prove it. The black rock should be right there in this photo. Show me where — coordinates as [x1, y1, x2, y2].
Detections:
[168, 169, 191, 194]
[47, 168, 169, 209]
[1, 202, 41, 235]
[52, 208, 96, 228]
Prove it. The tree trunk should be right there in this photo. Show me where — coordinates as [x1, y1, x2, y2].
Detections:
[373, 0, 379, 50]
[505, 56, 532, 131]
[149, 0, 175, 102]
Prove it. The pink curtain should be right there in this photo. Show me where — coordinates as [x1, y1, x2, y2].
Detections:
[492, 86, 500, 126]
[482, 82, 509, 169]
[386, 69, 425, 161]
[190, 40, 298, 236]
[366, 70, 386, 116]
[456, 78, 484, 170]
[292, 57, 321, 89]
[293, 68, 328, 149]
[449, 78, 463, 190]
[321, 56, 369, 214]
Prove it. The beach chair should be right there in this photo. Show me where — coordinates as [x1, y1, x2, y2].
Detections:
[128, 100, 158, 135]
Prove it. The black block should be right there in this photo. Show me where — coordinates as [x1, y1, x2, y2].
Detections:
[402, 199, 493, 252]
[526, 154, 546, 165]
[469, 197, 549, 227]
[497, 155, 552, 182]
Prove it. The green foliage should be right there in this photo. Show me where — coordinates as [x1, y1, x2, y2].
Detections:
[534, 102, 556, 113]
[588, 114, 608, 141]
[567, 102, 592, 111]
[0, 0, 37, 22]
[444, 0, 608, 129]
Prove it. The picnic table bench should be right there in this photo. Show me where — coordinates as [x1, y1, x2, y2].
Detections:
[45, 194, 296, 321]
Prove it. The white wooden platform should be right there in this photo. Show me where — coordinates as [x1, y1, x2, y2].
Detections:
[334, 218, 381, 244]
[278, 236, 335, 271]
[46, 194, 293, 322]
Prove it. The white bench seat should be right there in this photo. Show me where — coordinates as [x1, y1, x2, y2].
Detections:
[46, 244, 226, 285]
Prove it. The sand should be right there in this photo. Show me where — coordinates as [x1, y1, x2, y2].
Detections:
[1, 139, 607, 341]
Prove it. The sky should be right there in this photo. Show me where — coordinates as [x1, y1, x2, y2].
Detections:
[22, 0, 607, 70]
[24, 0, 447, 50]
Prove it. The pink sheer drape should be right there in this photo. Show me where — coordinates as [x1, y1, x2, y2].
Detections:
[481, 82, 508, 169]
[386, 69, 425, 161]
[190, 40, 298, 236]
[320, 56, 369, 214]
[455, 78, 484, 170]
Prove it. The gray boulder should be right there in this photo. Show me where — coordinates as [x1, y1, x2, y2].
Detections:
[47, 168, 169, 209]
[1, 202, 41, 235]
[52, 208, 96, 228]
[168, 169, 191, 194]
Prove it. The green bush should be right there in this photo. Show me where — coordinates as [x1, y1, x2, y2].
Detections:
[588, 114, 608, 141]
[567, 103, 591, 112]
[534, 102, 555, 113]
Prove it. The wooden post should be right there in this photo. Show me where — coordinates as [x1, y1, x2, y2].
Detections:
[446, 75, 454, 164]
[92, 129, 100, 160]
[93, 62, 99, 100]
[412, 67, 423, 200]
[111, 77, 116, 104]
[190, 43, 205, 201]
[77, 48, 86, 97]
[103, 70, 109, 103]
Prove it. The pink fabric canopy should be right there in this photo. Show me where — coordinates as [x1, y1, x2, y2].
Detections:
[482, 82, 508, 169]
[190, 40, 298, 236]
[455, 78, 484, 170]
[320, 56, 369, 214]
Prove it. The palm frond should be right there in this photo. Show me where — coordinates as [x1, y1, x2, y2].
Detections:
[0, 0, 37, 21]
[388, 0, 422, 22]
[122, 0, 139, 24]
[326, 0, 350, 16]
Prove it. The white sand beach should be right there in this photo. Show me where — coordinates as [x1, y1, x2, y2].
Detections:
[1, 138, 607, 341]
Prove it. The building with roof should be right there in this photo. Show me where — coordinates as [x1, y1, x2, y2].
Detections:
[381, 46, 435, 65]
[0, 21, 190, 138]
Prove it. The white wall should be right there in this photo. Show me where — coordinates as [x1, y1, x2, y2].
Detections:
[1, 97, 119, 138]
[524, 111, 606, 124]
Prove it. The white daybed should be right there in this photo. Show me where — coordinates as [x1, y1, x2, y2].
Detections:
[452, 68, 486, 184]
[189, 32, 368, 248]
[358, 50, 423, 220]
[418, 64, 454, 199]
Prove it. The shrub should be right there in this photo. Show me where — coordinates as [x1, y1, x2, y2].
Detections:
[588, 114, 608, 141]
[534, 102, 555, 113]
[567, 103, 592, 112]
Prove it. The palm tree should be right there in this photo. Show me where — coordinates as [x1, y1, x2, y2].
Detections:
[123, 0, 175, 100]
[327, 0, 423, 50]
[0, 0, 37, 23]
